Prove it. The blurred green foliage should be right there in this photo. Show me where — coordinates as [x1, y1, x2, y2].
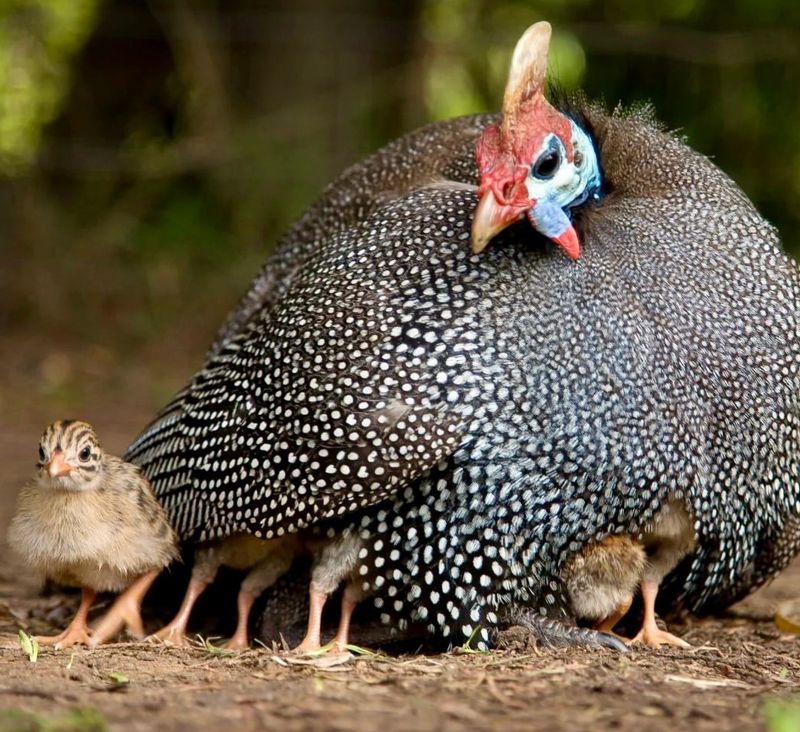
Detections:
[0, 0, 98, 170]
[764, 697, 800, 732]
[0, 0, 798, 359]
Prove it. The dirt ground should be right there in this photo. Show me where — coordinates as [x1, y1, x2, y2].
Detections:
[1, 341, 800, 732]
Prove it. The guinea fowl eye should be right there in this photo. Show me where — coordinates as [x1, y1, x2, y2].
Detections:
[531, 148, 561, 180]
[79, 447, 91, 462]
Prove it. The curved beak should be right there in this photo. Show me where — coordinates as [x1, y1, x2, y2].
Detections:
[470, 191, 527, 254]
[46, 450, 72, 478]
[471, 191, 582, 260]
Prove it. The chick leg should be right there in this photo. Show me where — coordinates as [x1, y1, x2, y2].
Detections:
[149, 578, 209, 646]
[225, 550, 294, 651]
[294, 584, 329, 652]
[150, 547, 222, 645]
[594, 594, 633, 633]
[294, 534, 362, 653]
[89, 569, 160, 647]
[332, 583, 364, 650]
[629, 579, 690, 648]
[37, 587, 96, 649]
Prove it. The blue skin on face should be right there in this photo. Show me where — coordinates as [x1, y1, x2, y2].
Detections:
[529, 199, 571, 238]
[527, 121, 601, 238]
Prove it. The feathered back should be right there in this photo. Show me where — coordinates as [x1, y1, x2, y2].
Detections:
[127, 98, 800, 645]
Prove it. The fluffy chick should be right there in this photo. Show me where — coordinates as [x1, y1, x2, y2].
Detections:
[563, 535, 647, 632]
[8, 420, 178, 649]
[564, 500, 696, 648]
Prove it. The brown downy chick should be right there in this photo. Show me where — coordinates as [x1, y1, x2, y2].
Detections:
[563, 501, 695, 649]
[8, 420, 178, 649]
[563, 535, 646, 633]
[150, 532, 302, 650]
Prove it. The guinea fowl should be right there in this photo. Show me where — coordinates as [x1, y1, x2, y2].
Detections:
[127, 22, 800, 651]
[9, 421, 178, 648]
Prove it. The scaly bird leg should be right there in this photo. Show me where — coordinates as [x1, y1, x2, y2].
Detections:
[332, 586, 361, 651]
[594, 594, 633, 634]
[294, 584, 328, 653]
[224, 588, 255, 651]
[89, 569, 160, 648]
[629, 579, 690, 649]
[37, 587, 96, 650]
[148, 578, 209, 646]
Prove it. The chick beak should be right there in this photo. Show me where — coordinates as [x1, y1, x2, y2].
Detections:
[471, 191, 527, 254]
[46, 451, 72, 478]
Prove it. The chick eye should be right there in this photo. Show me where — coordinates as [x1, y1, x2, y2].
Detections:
[79, 447, 91, 462]
[38, 445, 45, 462]
[531, 148, 561, 180]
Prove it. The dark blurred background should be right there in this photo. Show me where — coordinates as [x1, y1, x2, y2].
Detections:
[0, 0, 798, 434]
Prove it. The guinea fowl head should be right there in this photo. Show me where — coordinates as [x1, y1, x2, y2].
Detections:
[37, 420, 104, 491]
[471, 21, 601, 259]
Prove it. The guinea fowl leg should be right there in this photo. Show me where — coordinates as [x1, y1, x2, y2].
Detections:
[224, 550, 294, 651]
[37, 587, 96, 649]
[629, 579, 690, 648]
[89, 569, 160, 647]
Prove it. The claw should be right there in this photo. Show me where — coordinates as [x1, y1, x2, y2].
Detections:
[37, 587, 96, 650]
[504, 611, 629, 653]
[629, 625, 690, 649]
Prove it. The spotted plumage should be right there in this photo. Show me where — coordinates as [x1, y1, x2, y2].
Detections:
[9, 421, 179, 648]
[127, 27, 800, 651]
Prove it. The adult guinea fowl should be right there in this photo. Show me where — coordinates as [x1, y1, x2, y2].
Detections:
[127, 21, 800, 651]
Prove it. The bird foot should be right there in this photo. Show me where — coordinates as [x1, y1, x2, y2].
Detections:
[293, 635, 322, 654]
[89, 596, 145, 648]
[222, 633, 250, 651]
[629, 623, 690, 649]
[37, 623, 92, 650]
[146, 624, 190, 646]
[505, 611, 629, 652]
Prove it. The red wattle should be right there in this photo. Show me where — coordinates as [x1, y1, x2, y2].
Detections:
[553, 225, 581, 260]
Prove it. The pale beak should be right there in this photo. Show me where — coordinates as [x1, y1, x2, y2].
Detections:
[46, 451, 72, 478]
[470, 191, 527, 254]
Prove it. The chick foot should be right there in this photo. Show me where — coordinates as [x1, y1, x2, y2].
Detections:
[628, 578, 690, 649]
[37, 623, 92, 650]
[629, 623, 690, 649]
[90, 569, 159, 648]
[37, 587, 96, 650]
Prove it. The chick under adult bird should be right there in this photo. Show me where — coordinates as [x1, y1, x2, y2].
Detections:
[150, 533, 302, 649]
[127, 20, 800, 652]
[9, 421, 178, 649]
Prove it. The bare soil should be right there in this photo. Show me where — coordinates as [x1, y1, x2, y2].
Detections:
[1, 341, 800, 731]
